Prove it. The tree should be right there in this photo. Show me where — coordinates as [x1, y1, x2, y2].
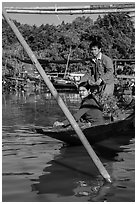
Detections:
[2, 12, 135, 76]
[94, 13, 135, 58]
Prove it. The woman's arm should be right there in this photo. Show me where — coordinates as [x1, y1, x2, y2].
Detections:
[53, 108, 89, 127]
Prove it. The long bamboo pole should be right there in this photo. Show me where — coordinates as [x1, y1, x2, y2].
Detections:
[5, 8, 134, 15]
[2, 8, 111, 183]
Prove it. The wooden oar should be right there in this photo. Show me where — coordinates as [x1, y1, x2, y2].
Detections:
[2, 8, 111, 183]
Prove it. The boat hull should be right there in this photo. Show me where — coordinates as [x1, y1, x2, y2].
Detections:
[35, 113, 134, 146]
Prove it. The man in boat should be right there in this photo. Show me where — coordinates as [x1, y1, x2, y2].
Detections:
[53, 81, 105, 127]
[79, 39, 116, 120]
[80, 39, 114, 98]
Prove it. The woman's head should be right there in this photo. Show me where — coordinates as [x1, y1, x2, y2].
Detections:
[78, 81, 91, 99]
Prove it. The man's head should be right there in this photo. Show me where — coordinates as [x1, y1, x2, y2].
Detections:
[89, 41, 102, 58]
[78, 81, 91, 99]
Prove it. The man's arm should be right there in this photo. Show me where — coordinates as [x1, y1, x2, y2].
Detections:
[101, 56, 114, 84]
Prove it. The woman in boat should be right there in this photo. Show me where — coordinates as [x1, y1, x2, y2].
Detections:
[53, 81, 105, 128]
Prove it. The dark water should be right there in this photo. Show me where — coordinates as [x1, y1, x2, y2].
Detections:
[2, 90, 135, 202]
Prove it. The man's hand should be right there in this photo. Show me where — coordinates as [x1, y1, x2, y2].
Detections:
[53, 121, 64, 127]
[95, 78, 102, 86]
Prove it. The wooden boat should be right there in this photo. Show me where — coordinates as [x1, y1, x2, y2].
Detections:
[52, 78, 77, 90]
[35, 112, 135, 146]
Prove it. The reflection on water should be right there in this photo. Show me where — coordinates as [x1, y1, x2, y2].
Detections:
[2, 90, 80, 127]
[31, 136, 135, 202]
[2, 90, 135, 202]
[31, 146, 110, 201]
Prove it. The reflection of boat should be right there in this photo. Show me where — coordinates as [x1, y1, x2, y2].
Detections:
[31, 132, 134, 201]
[52, 78, 77, 90]
[36, 112, 134, 146]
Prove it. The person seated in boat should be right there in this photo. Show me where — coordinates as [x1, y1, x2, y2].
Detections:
[53, 81, 105, 128]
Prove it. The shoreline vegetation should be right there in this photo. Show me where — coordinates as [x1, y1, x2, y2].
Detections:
[2, 12, 135, 103]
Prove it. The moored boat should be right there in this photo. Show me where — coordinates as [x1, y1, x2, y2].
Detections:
[52, 78, 77, 90]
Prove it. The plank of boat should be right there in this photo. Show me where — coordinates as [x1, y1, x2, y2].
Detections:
[35, 113, 134, 146]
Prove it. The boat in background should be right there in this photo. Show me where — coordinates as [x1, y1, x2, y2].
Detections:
[51, 77, 77, 90]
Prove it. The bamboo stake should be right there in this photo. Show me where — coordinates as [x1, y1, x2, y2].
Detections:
[64, 46, 71, 79]
[2, 8, 112, 183]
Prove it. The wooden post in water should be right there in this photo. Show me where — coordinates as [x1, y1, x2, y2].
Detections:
[64, 46, 71, 79]
[2, 8, 111, 183]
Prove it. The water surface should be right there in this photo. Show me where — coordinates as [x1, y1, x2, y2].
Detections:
[2, 90, 135, 202]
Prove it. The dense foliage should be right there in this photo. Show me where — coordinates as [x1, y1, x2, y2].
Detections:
[2, 13, 135, 76]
